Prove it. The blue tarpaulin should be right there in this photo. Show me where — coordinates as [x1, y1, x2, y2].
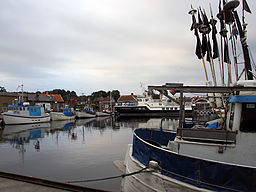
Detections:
[63, 108, 74, 116]
[206, 122, 220, 129]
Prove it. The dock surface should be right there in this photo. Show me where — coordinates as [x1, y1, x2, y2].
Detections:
[0, 171, 110, 192]
[0, 177, 68, 192]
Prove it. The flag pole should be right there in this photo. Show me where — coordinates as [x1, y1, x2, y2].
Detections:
[200, 8, 217, 86]
[189, 6, 209, 82]
[221, 0, 232, 85]
[228, 24, 239, 81]
[210, 3, 223, 86]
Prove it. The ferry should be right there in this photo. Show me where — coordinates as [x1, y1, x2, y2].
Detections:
[115, 94, 192, 118]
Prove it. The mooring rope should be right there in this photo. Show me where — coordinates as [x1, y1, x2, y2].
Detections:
[66, 167, 149, 184]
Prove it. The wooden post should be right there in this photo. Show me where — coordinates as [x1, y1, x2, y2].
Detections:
[179, 91, 184, 128]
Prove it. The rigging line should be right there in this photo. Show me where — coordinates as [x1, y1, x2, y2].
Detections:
[66, 167, 149, 184]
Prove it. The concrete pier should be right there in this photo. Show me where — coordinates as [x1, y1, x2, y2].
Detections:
[0, 177, 67, 192]
[0, 171, 110, 192]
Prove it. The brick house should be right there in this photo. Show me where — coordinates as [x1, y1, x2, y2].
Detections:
[0, 92, 19, 112]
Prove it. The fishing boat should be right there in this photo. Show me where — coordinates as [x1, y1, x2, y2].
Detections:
[115, 94, 192, 118]
[50, 108, 75, 121]
[76, 109, 96, 118]
[121, 1, 256, 191]
[2, 104, 50, 125]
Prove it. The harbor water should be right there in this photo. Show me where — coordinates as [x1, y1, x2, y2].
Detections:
[0, 117, 178, 192]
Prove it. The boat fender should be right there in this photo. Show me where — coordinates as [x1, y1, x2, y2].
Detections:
[148, 161, 160, 172]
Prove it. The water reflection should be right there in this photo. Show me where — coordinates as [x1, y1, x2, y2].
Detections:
[117, 117, 179, 130]
[0, 117, 179, 192]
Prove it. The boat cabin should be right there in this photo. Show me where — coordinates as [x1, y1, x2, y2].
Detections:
[8, 105, 43, 116]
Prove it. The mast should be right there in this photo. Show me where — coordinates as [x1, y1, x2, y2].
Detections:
[233, 11, 253, 80]
[223, 0, 253, 80]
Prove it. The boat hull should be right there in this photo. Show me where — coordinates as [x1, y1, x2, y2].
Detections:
[50, 112, 75, 121]
[96, 112, 110, 117]
[126, 128, 256, 192]
[3, 114, 50, 125]
[122, 144, 209, 192]
[76, 111, 96, 118]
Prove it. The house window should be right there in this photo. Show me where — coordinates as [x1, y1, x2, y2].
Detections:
[3, 103, 8, 112]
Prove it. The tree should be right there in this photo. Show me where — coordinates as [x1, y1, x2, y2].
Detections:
[0, 86, 6, 92]
[110, 90, 120, 101]
[91, 90, 108, 99]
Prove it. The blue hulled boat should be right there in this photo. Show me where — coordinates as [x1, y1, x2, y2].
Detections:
[122, 0, 256, 191]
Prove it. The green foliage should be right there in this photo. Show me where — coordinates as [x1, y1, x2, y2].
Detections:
[90, 90, 108, 99]
[109, 90, 120, 101]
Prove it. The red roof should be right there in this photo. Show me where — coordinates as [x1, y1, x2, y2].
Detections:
[40, 94, 64, 102]
[117, 95, 137, 103]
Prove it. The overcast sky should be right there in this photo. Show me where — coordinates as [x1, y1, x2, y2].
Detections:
[0, 0, 255, 96]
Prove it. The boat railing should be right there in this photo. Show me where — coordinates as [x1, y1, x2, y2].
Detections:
[176, 128, 237, 144]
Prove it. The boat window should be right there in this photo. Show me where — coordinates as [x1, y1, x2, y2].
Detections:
[240, 103, 256, 132]
[162, 108, 165, 110]
[145, 99, 148, 102]
[31, 108, 33, 112]
[171, 107, 173, 110]
[34, 108, 36, 112]
[174, 107, 177, 110]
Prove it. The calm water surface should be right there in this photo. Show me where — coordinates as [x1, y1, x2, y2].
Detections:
[0, 117, 178, 191]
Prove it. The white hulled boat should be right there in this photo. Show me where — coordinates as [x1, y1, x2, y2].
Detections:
[50, 108, 75, 121]
[115, 94, 192, 118]
[2, 104, 50, 125]
[76, 109, 96, 118]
